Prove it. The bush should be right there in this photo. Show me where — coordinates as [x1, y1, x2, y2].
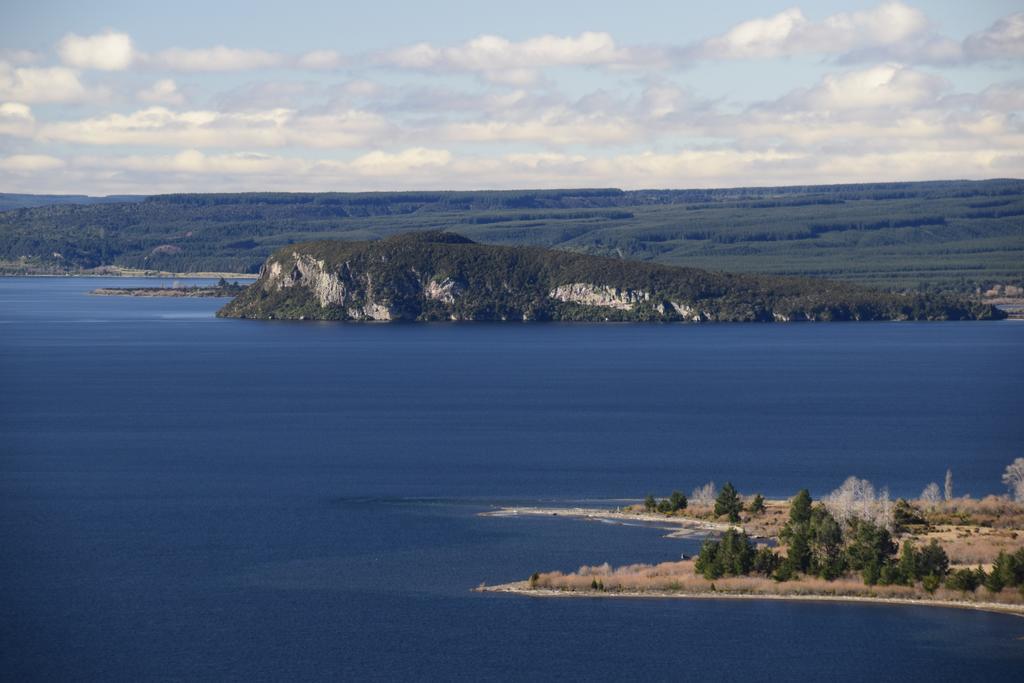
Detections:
[945, 568, 980, 593]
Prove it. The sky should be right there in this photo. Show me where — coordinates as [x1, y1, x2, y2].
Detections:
[0, 0, 1021, 194]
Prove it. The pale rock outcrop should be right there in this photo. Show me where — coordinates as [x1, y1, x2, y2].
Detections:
[549, 283, 652, 311]
[424, 277, 462, 305]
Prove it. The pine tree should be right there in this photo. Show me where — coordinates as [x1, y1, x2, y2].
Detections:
[714, 482, 743, 523]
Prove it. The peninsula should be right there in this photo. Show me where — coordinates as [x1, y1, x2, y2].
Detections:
[476, 478, 1024, 616]
[217, 231, 1002, 322]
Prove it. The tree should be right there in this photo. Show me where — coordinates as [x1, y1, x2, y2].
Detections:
[694, 530, 755, 580]
[945, 568, 980, 592]
[748, 494, 766, 515]
[780, 490, 814, 574]
[669, 490, 687, 512]
[920, 482, 942, 506]
[1002, 458, 1024, 502]
[656, 499, 673, 514]
[822, 476, 894, 530]
[944, 468, 953, 501]
[714, 482, 743, 523]
[808, 506, 845, 580]
[897, 542, 919, 585]
[917, 540, 950, 579]
[691, 482, 717, 506]
[845, 519, 897, 585]
[789, 489, 812, 525]
[752, 546, 779, 575]
[990, 549, 1024, 589]
[644, 494, 656, 512]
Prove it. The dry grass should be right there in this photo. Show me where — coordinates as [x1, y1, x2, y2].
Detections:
[915, 495, 1024, 529]
[531, 560, 1024, 607]
[621, 498, 790, 538]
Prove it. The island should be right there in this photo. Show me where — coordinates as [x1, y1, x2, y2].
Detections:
[91, 279, 249, 298]
[218, 231, 1002, 322]
[476, 471, 1024, 616]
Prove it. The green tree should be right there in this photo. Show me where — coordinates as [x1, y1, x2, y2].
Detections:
[789, 489, 813, 525]
[917, 540, 950, 579]
[748, 494, 766, 515]
[714, 482, 743, 523]
[779, 490, 814, 574]
[669, 490, 688, 512]
[990, 549, 1024, 588]
[644, 494, 656, 512]
[752, 546, 780, 575]
[945, 568, 980, 592]
[897, 541, 920, 585]
[656, 499, 673, 514]
[694, 529, 755, 580]
[808, 506, 845, 579]
[922, 574, 941, 594]
[845, 519, 897, 585]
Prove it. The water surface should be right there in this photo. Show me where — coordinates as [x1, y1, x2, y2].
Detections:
[2, 278, 1022, 680]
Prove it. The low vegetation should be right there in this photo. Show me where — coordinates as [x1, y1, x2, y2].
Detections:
[506, 461, 1024, 609]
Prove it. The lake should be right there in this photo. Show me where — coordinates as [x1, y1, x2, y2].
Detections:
[1, 278, 1022, 680]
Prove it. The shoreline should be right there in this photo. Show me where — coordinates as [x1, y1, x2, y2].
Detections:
[0, 269, 257, 279]
[479, 506, 742, 538]
[476, 582, 1024, 617]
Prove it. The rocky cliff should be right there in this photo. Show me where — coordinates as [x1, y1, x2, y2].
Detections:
[217, 231, 1004, 322]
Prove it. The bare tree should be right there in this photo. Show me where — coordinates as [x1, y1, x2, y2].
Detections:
[823, 476, 895, 530]
[1003, 458, 1024, 502]
[921, 482, 942, 506]
[691, 481, 717, 506]
[944, 469, 953, 502]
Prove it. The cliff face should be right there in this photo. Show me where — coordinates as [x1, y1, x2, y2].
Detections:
[217, 231, 1004, 322]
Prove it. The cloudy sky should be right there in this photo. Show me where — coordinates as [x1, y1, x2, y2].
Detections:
[0, 0, 1021, 194]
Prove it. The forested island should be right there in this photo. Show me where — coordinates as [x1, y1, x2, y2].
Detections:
[218, 231, 1001, 322]
[478, 464, 1024, 615]
[90, 278, 248, 298]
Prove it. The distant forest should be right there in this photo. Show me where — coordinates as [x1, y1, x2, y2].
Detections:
[1, 179, 1021, 291]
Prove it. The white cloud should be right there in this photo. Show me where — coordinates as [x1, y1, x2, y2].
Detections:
[152, 46, 286, 71]
[348, 147, 452, 175]
[0, 49, 42, 65]
[785, 64, 948, 110]
[297, 50, 344, 70]
[0, 153, 66, 171]
[0, 102, 35, 137]
[38, 106, 392, 149]
[0, 63, 89, 103]
[5, 143, 1022, 195]
[964, 13, 1024, 60]
[137, 79, 184, 105]
[58, 31, 136, 70]
[442, 110, 638, 145]
[381, 31, 629, 83]
[695, 2, 929, 59]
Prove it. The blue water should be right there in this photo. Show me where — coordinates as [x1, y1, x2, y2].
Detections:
[2, 278, 1022, 680]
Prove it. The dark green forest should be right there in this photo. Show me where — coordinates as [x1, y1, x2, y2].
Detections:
[220, 231, 1001, 322]
[2, 179, 1021, 291]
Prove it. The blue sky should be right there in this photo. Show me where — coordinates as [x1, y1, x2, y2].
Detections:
[0, 1, 1021, 193]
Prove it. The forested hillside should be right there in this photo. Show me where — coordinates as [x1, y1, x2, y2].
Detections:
[219, 231, 1001, 322]
[1, 180, 1021, 291]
